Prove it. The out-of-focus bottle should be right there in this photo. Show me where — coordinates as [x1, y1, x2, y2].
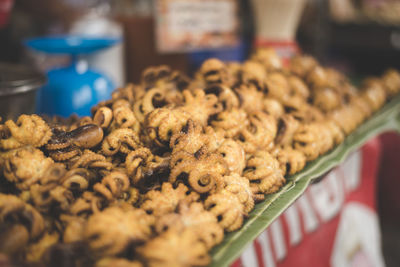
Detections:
[112, 0, 189, 83]
[70, 0, 125, 87]
[250, 0, 306, 61]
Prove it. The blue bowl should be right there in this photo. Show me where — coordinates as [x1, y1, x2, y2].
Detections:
[25, 35, 121, 55]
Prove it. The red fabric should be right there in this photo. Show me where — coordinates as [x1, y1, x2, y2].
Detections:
[0, 0, 13, 28]
[232, 137, 383, 267]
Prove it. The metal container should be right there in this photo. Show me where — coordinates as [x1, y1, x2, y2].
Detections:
[0, 63, 46, 121]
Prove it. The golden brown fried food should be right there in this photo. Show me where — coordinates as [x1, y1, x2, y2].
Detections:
[0, 194, 45, 254]
[236, 111, 277, 153]
[211, 108, 248, 138]
[137, 229, 210, 267]
[169, 150, 227, 194]
[290, 55, 317, 78]
[141, 183, 199, 216]
[93, 171, 130, 202]
[382, 69, 400, 97]
[181, 89, 222, 126]
[25, 232, 59, 263]
[223, 173, 254, 213]
[133, 88, 168, 124]
[46, 124, 103, 161]
[125, 147, 154, 185]
[102, 128, 140, 156]
[85, 206, 154, 257]
[275, 114, 300, 147]
[251, 48, 283, 71]
[68, 191, 104, 217]
[262, 97, 285, 119]
[112, 106, 140, 131]
[0, 115, 52, 150]
[30, 183, 74, 212]
[3, 147, 54, 190]
[265, 72, 291, 101]
[60, 215, 86, 243]
[199, 58, 232, 86]
[95, 257, 143, 267]
[0, 50, 399, 267]
[330, 105, 364, 135]
[243, 151, 285, 195]
[155, 202, 224, 249]
[234, 83, 264, 113]
[205, 190, 245, 232]
[216, 139, 246, 175]
[238, 61, 267, 91]
[170, 119, 209, 155]
[277, 147, 307, 176]
[69, 149, 112, 174]
[203, 84, 239, 111]
[93, 106, 113, 129]
[288, 75, 310, 99]
[145, 108, 190, 148]
[312, 87, 342, 112]
[142, 65, 189, 93]
[362, 78, 387, 112]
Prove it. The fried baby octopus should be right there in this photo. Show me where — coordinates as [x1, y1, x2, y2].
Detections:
[145, 107, 190, 148]
[69, 149, 112, 175]
[93, 171, 130, 202]
[236, 111, 277, 154]
[102, 128, 140, 156]
[140, 183, 199, 217]
[243, 151, 285, 196]
[169, 150, 228, 194]
[155, 202, 224, 250]
[170, 119, 210, 155]
[46, 124, 103, 161]
[85, 206, 154, 257]
[3, 146, 54, 190]
[0, 194, 45, 255]
[180, 89, 222, 127]
[0, 115, 52, 150]
[205, 189, 245, 232]
[137, 228, 210, 267]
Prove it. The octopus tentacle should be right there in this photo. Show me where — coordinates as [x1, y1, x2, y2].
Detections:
[93, 171, 130, 201]
[93, 107, 113, 129]
[102, 128, 140, 156]
[125, 147, 153, 185]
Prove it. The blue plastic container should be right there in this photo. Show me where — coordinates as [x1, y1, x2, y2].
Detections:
[25, 35, 120, 117]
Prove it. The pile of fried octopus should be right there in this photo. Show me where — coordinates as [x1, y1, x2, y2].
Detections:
[0, 50, 399, 267]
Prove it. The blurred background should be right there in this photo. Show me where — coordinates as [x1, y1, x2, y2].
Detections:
[1, 0, 400, 81]
[0, 0, 399, 266]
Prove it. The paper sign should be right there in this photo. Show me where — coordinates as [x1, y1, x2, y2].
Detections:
[155, 0, 239, 53]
